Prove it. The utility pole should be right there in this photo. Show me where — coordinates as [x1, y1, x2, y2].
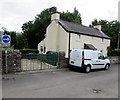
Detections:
[117, 32, 120, 49]
[0, 32, 1, 48]
[118, 1, 120, 49]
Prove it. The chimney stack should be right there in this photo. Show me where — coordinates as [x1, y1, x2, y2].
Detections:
[51, 8, 60, 21]
[93, 22, 101, 31]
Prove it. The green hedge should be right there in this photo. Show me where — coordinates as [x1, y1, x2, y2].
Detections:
[22, 54, 37, 59]
[108, 49, 120, 56]
[18, 49, 39, 54]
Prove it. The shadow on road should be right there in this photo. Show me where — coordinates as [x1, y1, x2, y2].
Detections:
[68, 66, 110, 73]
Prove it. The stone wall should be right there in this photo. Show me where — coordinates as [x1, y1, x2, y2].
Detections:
[2, 50, 21, 73]
[108, 56, 120, 64]
[58, 52, 68, 68]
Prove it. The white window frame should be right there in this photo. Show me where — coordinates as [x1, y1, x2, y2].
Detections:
[40, 46, 43, 53]
[100, 38, 104, 43]
[40, 46, 46, 54]
[43, 46, 46, 54]
[76, 34, 81, 40]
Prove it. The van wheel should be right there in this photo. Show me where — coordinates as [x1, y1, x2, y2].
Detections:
[105, 64, 110, 70]
[85, 66, 91, 73]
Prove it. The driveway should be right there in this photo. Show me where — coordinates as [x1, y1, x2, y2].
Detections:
[2, 64, 118, 98]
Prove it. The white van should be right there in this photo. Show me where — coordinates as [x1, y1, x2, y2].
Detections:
[69, 49, 110, 73]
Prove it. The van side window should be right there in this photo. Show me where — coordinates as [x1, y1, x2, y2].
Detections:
[98, 53, 104, 59]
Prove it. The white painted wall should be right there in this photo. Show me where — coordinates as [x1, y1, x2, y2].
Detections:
[57, 24, 69, 57]
[38, 21, 58, 53]
[70, 33, 110, 56]
[38, 19, 70, 57]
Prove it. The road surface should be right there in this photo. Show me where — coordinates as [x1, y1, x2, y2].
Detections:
[2, 64, 118, 98]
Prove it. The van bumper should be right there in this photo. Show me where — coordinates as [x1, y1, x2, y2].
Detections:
[69, 64, 86, 70]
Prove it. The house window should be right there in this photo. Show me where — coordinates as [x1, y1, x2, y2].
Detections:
[44, 47, 46, 53]
[40, 46, 43, 52]
[100, 38, 104, 43]
[40, 46, 46, 53]
[76, 34, 80, 40]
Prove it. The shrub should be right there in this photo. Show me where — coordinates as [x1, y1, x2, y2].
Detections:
[18, 49, 39, 54]
[108, 49, 120, 56]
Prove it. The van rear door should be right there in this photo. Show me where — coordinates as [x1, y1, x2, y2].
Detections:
[70, 49, 82, 67]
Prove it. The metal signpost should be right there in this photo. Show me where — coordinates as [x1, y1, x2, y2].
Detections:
[1, 35, 11, 73]
[118, 1, 120, 49]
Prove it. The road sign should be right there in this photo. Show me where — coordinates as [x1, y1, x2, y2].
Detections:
[2, 35, 11, 47]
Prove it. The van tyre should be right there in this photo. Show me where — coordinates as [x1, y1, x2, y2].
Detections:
[105, 64, 110, 70]
[85, 66, 91, 73]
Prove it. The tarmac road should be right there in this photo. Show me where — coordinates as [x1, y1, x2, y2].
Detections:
[2, 64, 119, 98]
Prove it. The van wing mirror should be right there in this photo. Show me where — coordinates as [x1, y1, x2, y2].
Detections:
[104, 56, 107, 59]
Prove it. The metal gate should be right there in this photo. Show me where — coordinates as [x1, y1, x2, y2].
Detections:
[21, 53, 59, 71]
[2, 51, 59, 73]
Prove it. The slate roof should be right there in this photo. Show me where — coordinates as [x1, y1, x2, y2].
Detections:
[58, 20, 110, 39]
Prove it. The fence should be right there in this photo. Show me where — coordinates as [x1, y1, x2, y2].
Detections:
[2, 51, 60, 73]
[21, 53, 59, 71]
[1, 50, 68, 74]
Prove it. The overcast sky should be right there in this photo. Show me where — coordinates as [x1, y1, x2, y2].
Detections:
[0, 0, 119, 32]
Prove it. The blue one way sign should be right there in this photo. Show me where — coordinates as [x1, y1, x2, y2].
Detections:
[2, 35, 11, 47]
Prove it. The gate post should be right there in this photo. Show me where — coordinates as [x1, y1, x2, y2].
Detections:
[5, 50, 8, 74]
[57, 52, 60, 68]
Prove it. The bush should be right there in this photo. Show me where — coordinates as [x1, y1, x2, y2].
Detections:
[108, 49, 120, 56]
[18, 49, 39, 54]
[22, 53, 37, 59]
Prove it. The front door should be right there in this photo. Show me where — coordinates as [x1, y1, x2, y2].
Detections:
[97, 53, 106, 68]
[92, 53, 105, 69]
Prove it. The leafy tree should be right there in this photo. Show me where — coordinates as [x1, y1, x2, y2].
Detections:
[90, 19, 120, 49]
[22, 7, 82, 49]
[16, 34, 28, 49]
[9, 31, 16, 48]
[61, 8, 82, 24]
[22, 21, 34, 49]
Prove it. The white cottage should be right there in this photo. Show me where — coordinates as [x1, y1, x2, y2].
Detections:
[38, 11, 110, 58]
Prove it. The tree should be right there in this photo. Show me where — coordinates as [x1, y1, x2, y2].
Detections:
[90, 19, 120, 49]
[22, 7, 82, 49]
[22, 21, 34, 49]
[61, 7, 82, 24]
[9, 31, 16, 48]
[16, 34, 28, 49]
